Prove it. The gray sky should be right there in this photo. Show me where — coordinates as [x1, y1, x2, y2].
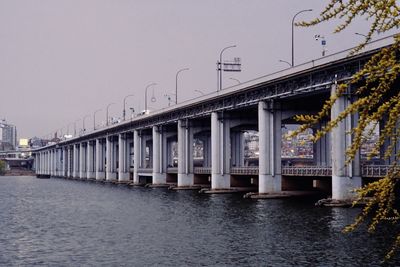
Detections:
[0, 0, 388, 139]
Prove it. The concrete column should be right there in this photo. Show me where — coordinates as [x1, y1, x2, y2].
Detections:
[231, 131, 245, 167]
[314, 122, 331, 166]
[61, 148, 66, 177]
[258, 101, 282, 193]
[95, 139, 106, 180]
[79, 143, 86, 179]
[152, 126, 166, 184]
[106, 136, 117, 180]
[178, 120, 194, 187]
[86, 141, 95, 179]
[133, 130, 140, 184]
[118, 133, 130, 181]
[331, 85, 361, 200]
[73, 144, 79, 178]
[211, 112, 231, 189]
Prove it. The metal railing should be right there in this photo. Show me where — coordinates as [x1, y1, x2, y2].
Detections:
[230, 167, 259, 175]
[138, 168, 152, 173]
[361, 165, 398, 177]
[282, 166, 332, 177]
[166, 167, 178, 174]
[194, 167, 211, 174]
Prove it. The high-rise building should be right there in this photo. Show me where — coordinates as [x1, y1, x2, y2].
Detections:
[0, 120, 17, 150]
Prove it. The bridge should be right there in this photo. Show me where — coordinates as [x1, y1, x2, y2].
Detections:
[33, 35, 399, 201]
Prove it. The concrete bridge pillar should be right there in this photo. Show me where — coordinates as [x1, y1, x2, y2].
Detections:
[106, 136, 117, 181]
[95, 139, 106, 180]
[62, 147, 67, 177]
[47, 151, 51, 176]
[231, 131, 245, 167]
[73, 144, 79, 178]
[133, 130, 140, 184]
[211, 112, 231, 190]
[79, 143, 86, 179]
[178, 120, 194, 187]
[331, 85, 361, 201]
[56, 149, 61, 176]
[258, 101, 282, 194]
[152, 126, 166, 184]
[118, 133, 130, 181]
[86, 141, 95, 179]
[313, 122, 331, 166]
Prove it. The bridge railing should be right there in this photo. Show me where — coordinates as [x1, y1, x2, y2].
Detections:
[361, 165, 399, 177]
[230, 167, 259, 175]
[282, 166, 332, 177]
[194, 167, 211, 174]
[138, 168, 153, 173]
[166, 167, 178, 174]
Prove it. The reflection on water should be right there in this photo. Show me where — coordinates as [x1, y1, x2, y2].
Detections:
[0, 176, 398, 266]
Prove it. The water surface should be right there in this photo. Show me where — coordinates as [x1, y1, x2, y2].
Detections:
[0, 176, 398, 266]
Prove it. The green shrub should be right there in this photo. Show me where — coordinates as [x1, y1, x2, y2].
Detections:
[0, 160, 5, 175]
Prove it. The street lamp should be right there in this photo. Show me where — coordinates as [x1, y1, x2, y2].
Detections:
[194, 89, 205, 96]
[106, 102, 115, 126]
[279, 59, 292, 67]
[355, 32, 368, 38]
[292, 9, 313, 66]
[82, 114, 90, 134]
[123, 94, 135, 121]
[145, 82, 157, 112]
[218, 45, 237, 91]
[175, 68, 189, 104]
[74, 119, 81, 137]
[229, 77, 241, 84]
[93, 109, 102, 130]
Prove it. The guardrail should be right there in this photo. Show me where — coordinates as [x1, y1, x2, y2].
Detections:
[138, 168, 152, 173]
[361, 165, 398, 177]
[282, 166, 332, 177]
[194, 167, 211, 174]
[230, 167, 259, 175]
[166, 167, 178, 174]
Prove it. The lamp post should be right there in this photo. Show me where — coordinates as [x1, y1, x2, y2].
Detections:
[93, 109, 102, 130]
[355, 32, 368, 38]
[229, 77, 241, 84]
[292, 9, 312, 67]
[175, 68, 189, 104]
[145, 82, 157, 112]
[82, 115, 90, 134]
[194, 89, 205, 96]
[106, 103, 115, 126]
[279, 59, 292, 67]
[74, 119, 81, 137]
[123, 94, 135, 121]
[218, 45, 236, 91]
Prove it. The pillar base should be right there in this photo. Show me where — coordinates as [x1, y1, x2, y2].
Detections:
[79, 172, 87, 179]
[211, 173, 230, 190]
[106, 172, 117, 181]
[118, 172, 130, 181]
[96, 171, 106, 180]
[133, 172, 139, 184]
[258, 174, 282, 194]
[86, 172, 96, 179]
[72, 172, 79, 178]
[332, 175, 361, 201]
[178, 173, 194, 187]
[152, 172, 167, 184]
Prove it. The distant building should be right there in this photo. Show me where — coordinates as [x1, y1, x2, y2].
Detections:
[0, 120, 17, 150]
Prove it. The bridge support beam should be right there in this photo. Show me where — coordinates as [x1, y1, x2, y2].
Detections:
[152, 126, 167, 184]
[211, 112, 231, 190]
[133, 130, 140, 184]
[118, 133, 130, 181]
[95, 139, 106, 180]
[331, 85, 361, 200]
[178, 120, 194, 187]
[106, 136, 117, 181]
[258, 101, 282, 194]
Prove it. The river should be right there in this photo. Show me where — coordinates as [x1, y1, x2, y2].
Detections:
[0, 176, 398, 266]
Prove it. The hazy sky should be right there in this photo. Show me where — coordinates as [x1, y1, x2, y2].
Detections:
[0, 0, 390, 139]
